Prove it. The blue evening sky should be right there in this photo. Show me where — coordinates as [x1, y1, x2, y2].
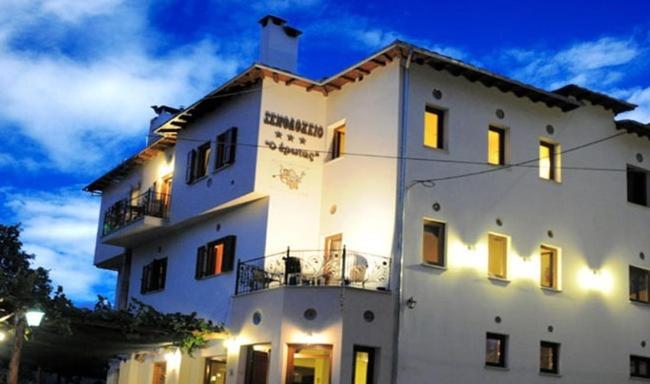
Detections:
[1, 0, 648, 306]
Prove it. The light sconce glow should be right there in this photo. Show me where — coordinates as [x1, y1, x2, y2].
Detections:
[578, 267, 614, 294]
[25, 309, 45, 327]
[509, 253, 538, 282]
[0, 330, 6, 342]
[223, 337, 240, 351]
[158, 160, 174, 178]
[164, 348, 182, 370]
[448, 241, 485, 271]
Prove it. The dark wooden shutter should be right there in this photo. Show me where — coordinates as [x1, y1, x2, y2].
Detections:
[227, 127, 238, 165]
[207, 242, 217, 276]
[195, 246, 206, 279]
[186, 149, 196, 184]
[221, 235, 237, 272]
[141, 264, 151, 294]
[157, 258, 167, 290]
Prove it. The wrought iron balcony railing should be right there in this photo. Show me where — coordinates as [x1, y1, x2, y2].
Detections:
[101, 189, 170, 236]
[235, 247, 391, 295]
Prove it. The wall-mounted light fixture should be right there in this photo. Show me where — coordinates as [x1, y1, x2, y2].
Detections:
[406, 297, 417, 309]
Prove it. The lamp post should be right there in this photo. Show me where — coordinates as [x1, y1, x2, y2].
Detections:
[7, 307, 45, 384]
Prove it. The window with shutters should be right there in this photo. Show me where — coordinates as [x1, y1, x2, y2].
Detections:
[627, 165, 649, 207]
[422, 219, 445, 267]
[631, 355, 650, 379]
[141, 258, 167, 294]
[540, 341, 560, 374]
[539, 140, 561, 182]
[186, 142, 211, 184]
[215, 127, 238, 170]
[487, 126, 506, 166]
[424, 106, 445, 149]
[540, 245, 560, 290]
[330, 125, 345, 160]
[488, 234, 508, 279]
[195, 236, 237, 279]
[485, 333, 508, 368]
[629, 265, 649, 304]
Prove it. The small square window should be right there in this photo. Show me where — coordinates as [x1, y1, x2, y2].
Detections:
[627, 165, 649, 206]
[540, 246, 559, 289]
[488, 234, 508, 279]
[424, 106, 444, 149]
[488, 126, 506, 166]
[331, 125, 346, 160]
[485, 333, 508, 368]
[540, 341, 560, 374]
[423, 220, 445, 267]
[539, 141, 560, 181]
[629, 265, 650, 303]
[631, 355, 650, 378]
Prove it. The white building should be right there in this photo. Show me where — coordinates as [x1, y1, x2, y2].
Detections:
[85, 15, 650, 384]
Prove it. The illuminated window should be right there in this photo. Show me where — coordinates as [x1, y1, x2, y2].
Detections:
[488, 234, 508, 279]
[629, 266, 649, 304]
[287, 345, 332, 384]
[485, 333, 507, 368]
[540, 341, 560, 374]
[141, 258, 167, 294]
[627, 165, 649, 206]
[215, 127, 238, 170]
[186, 142, 211, 184]
[195, 236, 237, 279]
[631, 355, 650, 379]
[352, 346, 375, 384]
[204, 357, 226, 384]
[423, 220, 445, 267]
[539, 141, 559, 181]
[424, 106, 444, 149]
[487, 126, 506, 166]
[331, 125, 345, 160]
[540, 246, 559, 289]
[152, 362, 167, 384]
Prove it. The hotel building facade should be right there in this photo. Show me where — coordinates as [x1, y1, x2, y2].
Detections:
[85, 15, 650, 384]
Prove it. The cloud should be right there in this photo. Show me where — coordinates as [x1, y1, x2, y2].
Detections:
[0, 1, 245, 175]
[499, 37, 641, 89]
[2, 188, 113, 305]
[616, 87, 650, 123]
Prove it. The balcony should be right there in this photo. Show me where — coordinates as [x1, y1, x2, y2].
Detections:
[235, 248, 391, 295]
[101, 190, 170, 245]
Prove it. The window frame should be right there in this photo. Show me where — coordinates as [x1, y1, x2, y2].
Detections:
[331, 125, 346, 160]
[215, 127, 238, 171]
[540, 245, 560, 290]
[141, 257, 167, 294]
[195, 236, 237, 280]
[487, 126, 506, 166]
[539, 140, 560, 182]
[424, 106, 445, 150]
[422, 219, 446, 268]
[286, 344, 333, 384]
[488, 233, 508, 279]
[352, 345, 376, 384]
[627, 165, 649, 207]
[631, 355, 650, 379]
[539, 341, 560, 374]
[485, 332, 508, 368]
[629, 265, 650, 304]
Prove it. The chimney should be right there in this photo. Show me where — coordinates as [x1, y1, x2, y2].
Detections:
[258, 15, 302, 73]
[148, 105, 180, 144]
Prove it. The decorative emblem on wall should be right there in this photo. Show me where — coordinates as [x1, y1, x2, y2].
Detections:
[273, 166, 306, 190]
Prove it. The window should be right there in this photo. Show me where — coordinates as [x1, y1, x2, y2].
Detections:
[488, 234, 508, 279]
[540, 245, 559, 289]
[186, 142, 211, 184]
[485, 333, 507, 368]
[631, 355, 650, 379]
[629, 266, 649, 303]
[422, 220, 445, 267]
[540, 341, 560, 374]
[215, 127, 238, 170]
[141, 258, 167, 294]
[487, 126, 506, 166]
[628, 166, 649, 206]
[287, 344, 332, 384]
[331, 125, 345, 160]
[539, 141, 559, 181]
[195, 236, 237, 279]
[424, 106, 444, 149]
[352, 346, 376, 384]
[204, 357, 227, 384]
[152, 362, 167, 384]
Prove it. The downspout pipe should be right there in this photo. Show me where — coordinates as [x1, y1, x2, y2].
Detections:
[390, 46, 413, 384]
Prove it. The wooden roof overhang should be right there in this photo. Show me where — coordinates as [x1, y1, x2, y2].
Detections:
[83, 136, 175, 193]
[615, 119, 650, 140]
[553, 84, 637, 115]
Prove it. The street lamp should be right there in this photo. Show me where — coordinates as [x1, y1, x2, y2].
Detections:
[25, 309, 45, 327]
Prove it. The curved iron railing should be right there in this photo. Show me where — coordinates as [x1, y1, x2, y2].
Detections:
[102, 189, 170, 236]
[235, 247, 391, 295]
